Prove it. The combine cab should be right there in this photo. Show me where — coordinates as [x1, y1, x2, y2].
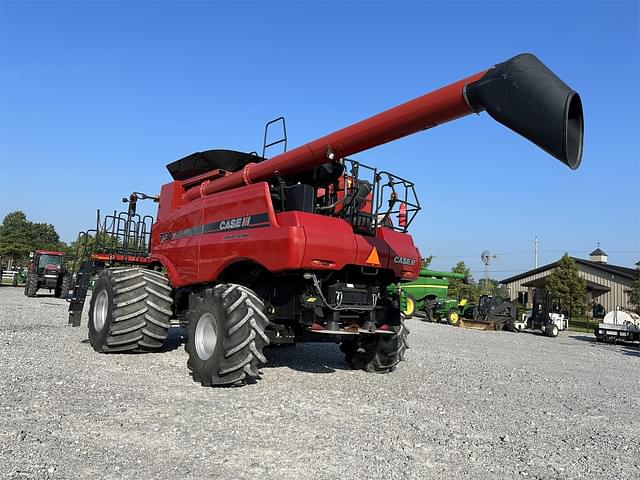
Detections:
[68, 53, 583, 386]
[24, 250, 71, 298]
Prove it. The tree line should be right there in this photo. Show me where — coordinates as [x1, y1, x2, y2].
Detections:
[0, 210, 107, 270]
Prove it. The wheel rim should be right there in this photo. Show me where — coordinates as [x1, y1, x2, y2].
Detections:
[450, 311, 459, 324]
[195, 312, 218, 361]
[404, 298, 414, 316]
[93, 290, 109, 332]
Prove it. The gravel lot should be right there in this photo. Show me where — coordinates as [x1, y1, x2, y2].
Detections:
[1, 286, 638, 480]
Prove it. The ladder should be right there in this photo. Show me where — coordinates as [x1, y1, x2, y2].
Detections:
[68, 259, 102, 327]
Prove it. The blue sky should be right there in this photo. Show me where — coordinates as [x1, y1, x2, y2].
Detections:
[1, 1, 638, 279]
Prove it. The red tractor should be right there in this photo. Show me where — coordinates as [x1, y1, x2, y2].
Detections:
[68, 54, 583, 386]
[24, 250, 71, 298]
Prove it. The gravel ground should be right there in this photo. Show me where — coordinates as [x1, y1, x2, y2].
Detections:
[0, 286, 639, 480]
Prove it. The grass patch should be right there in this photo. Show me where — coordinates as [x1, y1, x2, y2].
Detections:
[568, 316, 597, 333]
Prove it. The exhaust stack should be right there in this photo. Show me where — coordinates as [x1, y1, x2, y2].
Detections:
[185, 53, 583, 200]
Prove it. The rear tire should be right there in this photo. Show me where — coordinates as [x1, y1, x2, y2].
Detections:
[185, 284, 273, 387]
[24, 273, 38, 297]
[56, 273, 72, 299]
[343, 320, 409, 373]
[423, 300, 435, 323]
[88, 268, 172, 353]
[546, 324, 559, 338]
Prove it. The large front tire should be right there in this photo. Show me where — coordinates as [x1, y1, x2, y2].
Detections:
[24, 273, 38, 297]
[55, 273, 72, 299]
[185, 284, 272, 387]
[88, 268, 172, 353]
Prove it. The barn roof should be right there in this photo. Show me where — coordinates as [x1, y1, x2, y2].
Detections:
[500, 257, 636, 284]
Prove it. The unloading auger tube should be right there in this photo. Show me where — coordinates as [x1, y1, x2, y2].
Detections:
[184, 52, 583, 201]
[419, 269, 466, 280]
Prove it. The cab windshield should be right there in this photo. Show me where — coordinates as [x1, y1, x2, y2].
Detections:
[38, 254, 62, 269]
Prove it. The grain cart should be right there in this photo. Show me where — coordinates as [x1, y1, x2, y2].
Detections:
[24, 250, 71, 298]
[68, 53, 583, 386]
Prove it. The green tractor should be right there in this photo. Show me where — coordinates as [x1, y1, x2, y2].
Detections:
[399, 268, 472, 324]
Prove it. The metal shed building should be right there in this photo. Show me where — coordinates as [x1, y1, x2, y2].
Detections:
[500, 248, 637, 312]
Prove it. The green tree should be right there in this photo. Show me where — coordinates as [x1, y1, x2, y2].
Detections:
[448, 261, 479, 302]
[0, 211, 33, 268]
[0, 211, 65, 268]
[30, 222, 60, 250]
[546, 253, 586, 316]
[478, 278, 510, 298]
[628, 261, 640, 314]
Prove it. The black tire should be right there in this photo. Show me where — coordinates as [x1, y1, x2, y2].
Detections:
[24, 273, 38, 297]
[88, 268, 172, 353]
[343, 320, 409, 373]
[185, 284, 273, 387]
[58, 273, 72, 300]
[546, 324, 559, 338]
[423, 302, 435, 323]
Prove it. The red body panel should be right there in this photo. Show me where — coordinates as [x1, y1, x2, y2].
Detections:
[151, 182, 420, 288]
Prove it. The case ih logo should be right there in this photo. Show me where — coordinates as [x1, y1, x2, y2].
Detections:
[393, 255, 416, 266]
[219, 216, 251, 230]
[159, 213, 270, 242]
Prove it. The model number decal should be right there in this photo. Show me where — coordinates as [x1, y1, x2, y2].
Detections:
[223, 233, 248, 240]
[393, 255, 416, 266]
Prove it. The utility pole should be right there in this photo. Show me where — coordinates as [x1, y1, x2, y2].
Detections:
[533, 236, 539, 268]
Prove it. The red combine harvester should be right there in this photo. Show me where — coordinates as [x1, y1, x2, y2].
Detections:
[24, 250, 71, 298]
[68, 54, 583, 386]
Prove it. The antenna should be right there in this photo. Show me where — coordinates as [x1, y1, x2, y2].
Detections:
[480, 250, 499, 294]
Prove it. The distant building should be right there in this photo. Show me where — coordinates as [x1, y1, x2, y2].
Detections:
[500, 247, 637, 312]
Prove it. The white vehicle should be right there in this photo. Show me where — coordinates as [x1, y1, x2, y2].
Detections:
[594, 307, 640, 343]
[512, 289, 567, 338]
[515, 310, 568, 335]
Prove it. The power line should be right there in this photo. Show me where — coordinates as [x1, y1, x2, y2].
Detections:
[430, 249, 638, 258]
